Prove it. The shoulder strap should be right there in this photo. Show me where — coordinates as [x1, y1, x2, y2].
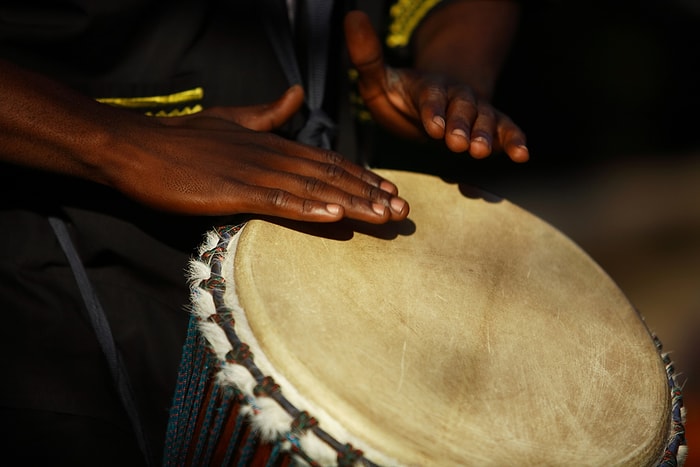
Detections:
[260, 0, 337, 149]
[48, 216, 153, 466]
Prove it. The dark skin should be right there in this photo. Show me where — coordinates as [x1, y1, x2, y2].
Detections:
[0, 1, 527, 224]
[0, 63, 404, 223]
[345, 3, 528, 160]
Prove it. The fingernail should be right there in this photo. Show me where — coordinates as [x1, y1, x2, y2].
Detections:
[372, 202, 387, 216]
[451, 128, 467, 138]
[473, 136, 489, 146]
[432, 116, 446, 129]
[390, 197, 407, 214]
[379, 180, 398, 195]
[326, 204, 341, 215]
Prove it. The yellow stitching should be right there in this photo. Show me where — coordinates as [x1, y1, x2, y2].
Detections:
[146, 105, 203, 117]
[386, 0, 443, 48]
[95, 87, 204, 108]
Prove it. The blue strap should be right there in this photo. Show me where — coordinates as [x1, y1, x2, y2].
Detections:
[261, 0, 303, 87]
[262, 0, 337, 149]
[48, 216, 153, 466]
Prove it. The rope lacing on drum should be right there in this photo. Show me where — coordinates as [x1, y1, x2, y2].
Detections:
[654, 334, 688, 467]
[164, 223, 381, 466]
[225, 343, 252, 364]
[284, 412, 320, 460]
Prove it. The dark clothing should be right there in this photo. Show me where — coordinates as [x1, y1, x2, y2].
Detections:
[0, 1, 293, 464]
[0, 176, 217, 465]
[0, 0, 437, 464]
[1, 1, 288, 105]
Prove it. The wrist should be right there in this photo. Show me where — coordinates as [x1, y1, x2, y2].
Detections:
[411, 0, 520, 99]
[0, 59, 144, 188]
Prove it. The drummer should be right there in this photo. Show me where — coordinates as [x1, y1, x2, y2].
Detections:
[0, 1, 528, 464]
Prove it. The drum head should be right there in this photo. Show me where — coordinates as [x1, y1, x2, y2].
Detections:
[229, 169, 670, 465]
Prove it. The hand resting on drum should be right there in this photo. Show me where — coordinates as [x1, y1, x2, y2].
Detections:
[0, 59, 408, 224]
[345, 6, 529, 162]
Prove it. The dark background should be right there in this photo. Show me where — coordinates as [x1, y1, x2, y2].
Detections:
[502, 0, 700, 168]
[373, 0, 700, 177]
[372, 1, 700, 461]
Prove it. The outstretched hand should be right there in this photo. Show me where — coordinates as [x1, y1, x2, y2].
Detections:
[0, 58, 408, 224]
[107, 85, 409, 223]
[344, 10, 528, 163]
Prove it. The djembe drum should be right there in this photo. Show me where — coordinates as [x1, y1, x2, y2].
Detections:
[163, 169, 687, 466]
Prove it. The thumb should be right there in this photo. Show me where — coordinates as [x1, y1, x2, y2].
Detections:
[202, 84, 305, 131]
[344, 10, 387, 100]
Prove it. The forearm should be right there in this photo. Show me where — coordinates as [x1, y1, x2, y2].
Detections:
[411, 0, 520, 99]
[0, 58, 134, 186]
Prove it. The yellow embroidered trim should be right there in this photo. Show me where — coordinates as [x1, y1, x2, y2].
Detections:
[386, 0, 443, 48]
[146, 105, 203, 117]
[95, 87, 204, 108]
